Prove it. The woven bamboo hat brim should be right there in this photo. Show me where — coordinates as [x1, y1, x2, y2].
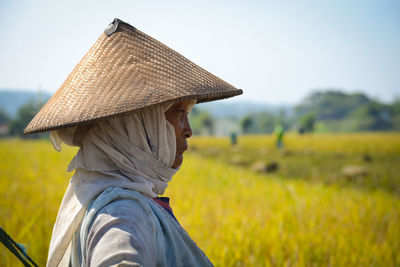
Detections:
[24, 18, 242, 134]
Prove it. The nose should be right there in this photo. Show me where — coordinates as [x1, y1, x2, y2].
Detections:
[183, 114, 192, 138]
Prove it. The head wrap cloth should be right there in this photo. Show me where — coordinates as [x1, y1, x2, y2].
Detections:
[47, 101, 194, 266]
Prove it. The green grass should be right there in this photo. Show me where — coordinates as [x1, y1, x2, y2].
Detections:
[1, 133, 400, 266]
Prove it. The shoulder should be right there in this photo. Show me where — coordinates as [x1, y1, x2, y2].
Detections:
[89, 187, 153, 217]
[96, 198, 151, 221]
[86, 188, 156, 237]
[84, 190, 158, 266]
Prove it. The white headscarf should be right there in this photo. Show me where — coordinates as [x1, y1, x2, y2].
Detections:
[46, 103, 180, 267]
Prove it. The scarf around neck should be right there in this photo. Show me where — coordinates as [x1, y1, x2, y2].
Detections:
[47, 104, 178, 266]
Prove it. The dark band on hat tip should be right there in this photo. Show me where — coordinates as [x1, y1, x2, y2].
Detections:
[105, 18, 135, 36]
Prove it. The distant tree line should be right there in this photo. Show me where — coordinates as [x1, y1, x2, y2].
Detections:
[1, 90, 399, 138]
[189, 90, 400, 135]
[188, 107, 215, 135]
[0, 100, 44, 138]
[294, 91, 400, 132]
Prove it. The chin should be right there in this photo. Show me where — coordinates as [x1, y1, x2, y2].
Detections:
[172, 155, 183, 168]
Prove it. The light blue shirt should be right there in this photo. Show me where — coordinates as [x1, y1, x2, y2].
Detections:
[70, 187, 213, 267]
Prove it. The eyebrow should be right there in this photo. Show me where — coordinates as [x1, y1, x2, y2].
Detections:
[173, 103, 186, 108]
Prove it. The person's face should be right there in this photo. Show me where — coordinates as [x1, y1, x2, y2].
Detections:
[165, 101, 193, 168]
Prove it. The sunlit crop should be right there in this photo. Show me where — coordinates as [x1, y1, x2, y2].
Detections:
[1, 133, 399, 266]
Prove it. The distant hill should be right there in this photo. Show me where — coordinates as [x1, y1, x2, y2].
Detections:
[195, 101, 293, 119]
[0, 89, 51, 118]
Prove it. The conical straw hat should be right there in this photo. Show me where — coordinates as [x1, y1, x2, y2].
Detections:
[24, 18, 242, 134]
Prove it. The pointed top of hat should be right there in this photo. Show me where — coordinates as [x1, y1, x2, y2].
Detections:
[24, 18, 242, 134]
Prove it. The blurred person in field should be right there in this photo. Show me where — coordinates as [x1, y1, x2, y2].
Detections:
[275, 125, 284, 149]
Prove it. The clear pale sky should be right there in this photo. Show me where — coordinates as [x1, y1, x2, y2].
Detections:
[0, 0, 399, 104]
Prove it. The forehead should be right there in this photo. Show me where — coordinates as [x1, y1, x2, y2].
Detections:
[169, 100, 196, 110]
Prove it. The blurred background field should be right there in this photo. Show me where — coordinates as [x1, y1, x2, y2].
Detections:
[1, 133, 399, 266]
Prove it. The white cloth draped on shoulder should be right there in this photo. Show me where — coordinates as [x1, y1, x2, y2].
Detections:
[46, 103, 180, 267]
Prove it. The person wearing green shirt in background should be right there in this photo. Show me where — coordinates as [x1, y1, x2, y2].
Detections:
[275, 125, 284, 149]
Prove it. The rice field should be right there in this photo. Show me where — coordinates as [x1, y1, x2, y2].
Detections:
[1, 133, 400, 266]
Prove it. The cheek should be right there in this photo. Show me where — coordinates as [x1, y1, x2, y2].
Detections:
[168, 121, 179, 141]
[178, 119, 186, 134]
[165, 111, 186, 138]
[172, 118, 185, 137]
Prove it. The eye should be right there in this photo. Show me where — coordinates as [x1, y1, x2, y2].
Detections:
[174, 109, 186, 114]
